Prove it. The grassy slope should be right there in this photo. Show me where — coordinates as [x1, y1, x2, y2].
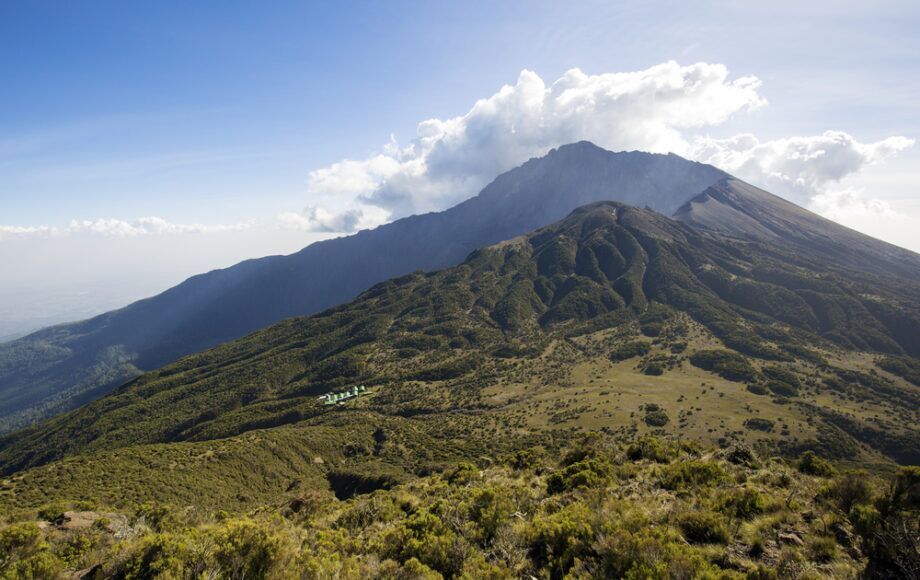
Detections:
[1, 202, 919, 514]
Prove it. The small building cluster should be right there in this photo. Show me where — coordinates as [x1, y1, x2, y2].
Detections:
[318, 385, 367, 406]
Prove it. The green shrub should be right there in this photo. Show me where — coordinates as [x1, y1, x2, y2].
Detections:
[0, 522, 62, 578]
[808, 536, 838, 563]
[506, 448, 541, 471]
[659, 461, 727, 490]
[677, 511, 729, 544]
[609, 341, 651, 362]
[626, 437, 676, 463]
[827, 472, 874, 513]
[644, 407, 670, 427]
[689, 350, 758, 382]
[643, 362, 664, 376]
[743, 418, 774, 432]
[447, 463, 478, 486]
[725, 445, 758, 467]
[746, 384, 769, 396]
[719, 488, 766, 519]
[547, 458, 613, 494]
[381, 509, 467, 578]
[528, 502, 594, 578]
[765, 380, 798, 398]
[797, 451, 836, 477]
[468, 488, 513, 543]
[210, 518, 292, 579]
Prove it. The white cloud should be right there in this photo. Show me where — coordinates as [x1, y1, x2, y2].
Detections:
[302, 62, 913, 243]
[307, 61, 767, 218]
[0, 217, 252, 241]
[277, 206, 386, 233]
[690, 131, 915, 202]
[808, 188, 897, 221]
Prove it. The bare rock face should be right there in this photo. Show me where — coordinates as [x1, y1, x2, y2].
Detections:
[674, 178, 920, 280]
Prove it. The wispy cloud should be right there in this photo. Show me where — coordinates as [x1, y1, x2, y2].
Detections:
[0, 217, 253, 241]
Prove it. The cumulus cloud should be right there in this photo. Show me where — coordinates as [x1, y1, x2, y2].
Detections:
[307, 61, 766, 219]
[301, 62, 913, 238]
[0, 217, 252, 241]
[690, 131, 915, 202]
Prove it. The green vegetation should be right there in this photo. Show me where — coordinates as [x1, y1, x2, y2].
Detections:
[3, 435, 911, 579]
[689, 349, 759, 382]
[2, 203, 919, 478]
[0, 202, 919, 578]
[608, 340, 650, 362]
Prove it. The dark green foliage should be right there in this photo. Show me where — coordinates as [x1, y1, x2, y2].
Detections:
[608, 341, 651, 362]
[878, 355, 920, 387]
[446, 463, 477, 486]
[643, 405, 670, 427]
[766, 380, 798, 398]
[677, 511, 730, 544]
[689, 349, 759, 382]
[762, 365, 801, 397]
[827, 472, 874, 514]
[719, 487, 766, 519]
[546, 458, 613, 494]
[326, 468, 402, 500]
[659, 461, 727, 490]
[743, 418, 774, 432]
[857, 466, 920, 579]
[506, 448, 541, 470]
[798, 451, 836, 477]
[746, 384, 769, 396]
[626, 437, 677, 463]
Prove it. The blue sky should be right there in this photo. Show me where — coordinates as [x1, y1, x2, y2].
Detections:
[1, 0, 918, 336]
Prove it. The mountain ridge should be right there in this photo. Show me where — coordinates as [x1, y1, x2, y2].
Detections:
[2, 200, 918, 477]
[0, 143, 730, 432]
[675, 177, 920, 280]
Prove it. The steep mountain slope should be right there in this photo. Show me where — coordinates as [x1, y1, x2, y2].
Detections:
[2, 202, 918, 481]
[675, 178, 920, 280]
[0, 143, 729, 433]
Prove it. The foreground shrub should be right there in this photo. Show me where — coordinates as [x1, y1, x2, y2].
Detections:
[626, 436, 677, 463]
[676, 511, 729, 544]
[380, 509, 468, 578]
[546, 458, 613, 494]
[797, 451, 836, 477]
[527, 502, 594, 578]
[718, 487, 766, 519]
[0, 523, 62, 579]
[659, 461, 727, 490]
[827, 471, 874, 513]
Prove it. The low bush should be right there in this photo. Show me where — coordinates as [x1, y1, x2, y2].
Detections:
[626, 437, 677, 463]
[609, 341, 651, 362]
[546, 458, 613, 494]
[659, 461, 727, 490]
[689, 350, 759, 382]
[797, 451, 836, 477]
[677, 511, 729, 544]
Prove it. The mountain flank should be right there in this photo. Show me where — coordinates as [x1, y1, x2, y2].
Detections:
[2, 201, 918, 478]
[0, 143, 728, 432]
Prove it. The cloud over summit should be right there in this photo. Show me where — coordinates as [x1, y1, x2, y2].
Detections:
[302, 62, 912, 233]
